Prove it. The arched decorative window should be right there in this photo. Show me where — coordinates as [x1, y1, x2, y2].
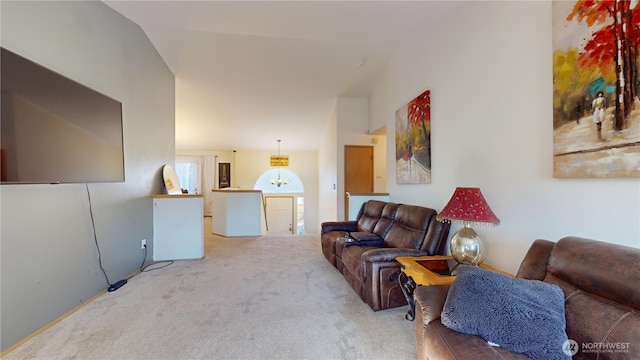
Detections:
[254, 168, 304, 194]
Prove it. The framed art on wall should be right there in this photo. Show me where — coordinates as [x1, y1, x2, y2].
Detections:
[552, 1, 639, 178]
[395, 89, 432, 184]
[218, 162, 230, 188]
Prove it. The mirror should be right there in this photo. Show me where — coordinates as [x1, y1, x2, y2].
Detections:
[162, 164, 183, 195]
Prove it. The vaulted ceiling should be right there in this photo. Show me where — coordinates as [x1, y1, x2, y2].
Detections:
[102, 1, 460, 151]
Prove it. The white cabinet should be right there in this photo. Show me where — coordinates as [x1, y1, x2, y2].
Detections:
[152, 194, 204, 261]
[211, 190, 263, 237]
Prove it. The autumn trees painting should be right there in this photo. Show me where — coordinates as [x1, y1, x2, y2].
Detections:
[395, 89, 431, 184]
[553, 0, 640, 178]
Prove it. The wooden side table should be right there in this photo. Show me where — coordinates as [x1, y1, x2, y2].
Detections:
[395, 255, 509, 320]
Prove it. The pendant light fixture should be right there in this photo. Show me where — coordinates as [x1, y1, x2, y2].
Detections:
[270, 139, 288, 187]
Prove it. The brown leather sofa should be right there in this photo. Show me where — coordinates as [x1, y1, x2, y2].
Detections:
[321, 200, 450, 311]
[414, 236, 640, 359]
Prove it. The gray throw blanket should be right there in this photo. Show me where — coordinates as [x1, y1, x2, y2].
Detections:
[441, 265, 570, 360]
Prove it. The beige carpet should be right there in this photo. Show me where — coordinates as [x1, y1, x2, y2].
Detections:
[4, 218, 416, 360]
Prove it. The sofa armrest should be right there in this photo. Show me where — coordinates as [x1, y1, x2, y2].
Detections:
[362, 248, 428, 263]
[414, 285, 451, 325]
[515, 239, 555, 280]
[321, 221, 357, 234]
[360, 248, 430, 311]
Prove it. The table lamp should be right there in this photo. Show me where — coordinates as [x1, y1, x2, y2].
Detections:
[436, 187, 500, 266]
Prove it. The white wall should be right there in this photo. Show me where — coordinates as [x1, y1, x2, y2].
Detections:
[175, 148, 319, 231]
[318, 102, 339, 225]
[335, 98, 387, 220]
[370, 1, 640, 274]
[176, 150, 236, 216]
[234, 149, 319, 233]
[175, 150, 236, 187]
[0, 1, 175, 351]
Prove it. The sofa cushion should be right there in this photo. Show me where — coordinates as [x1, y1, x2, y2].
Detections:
[441, 265, 569, 360]
[370, 202, 398, 238]
[383, 205, 435, 249]
[355, 200, 387, 233]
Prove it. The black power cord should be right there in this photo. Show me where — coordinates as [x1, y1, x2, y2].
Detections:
[85, 183, 127, 292]
[86, 184, 174, 292]
[139, 244, 174, 272]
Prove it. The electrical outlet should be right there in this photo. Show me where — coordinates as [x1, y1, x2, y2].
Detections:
[141, 239, 147, 249]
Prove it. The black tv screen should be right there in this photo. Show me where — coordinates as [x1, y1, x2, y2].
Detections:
[1, 47, 124, 184]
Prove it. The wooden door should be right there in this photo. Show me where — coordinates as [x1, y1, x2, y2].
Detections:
[344, 145, 374, 220]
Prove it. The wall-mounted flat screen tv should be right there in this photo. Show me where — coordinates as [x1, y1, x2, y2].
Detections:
[1, 47, 124, 184]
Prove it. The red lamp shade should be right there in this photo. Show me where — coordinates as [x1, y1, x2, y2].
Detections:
[436, 187, 500, 226]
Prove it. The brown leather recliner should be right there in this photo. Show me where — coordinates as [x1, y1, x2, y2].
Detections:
[321, 200, 450, 311]
[414, 236, 640, 359]
[321, 200, 392, 268]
